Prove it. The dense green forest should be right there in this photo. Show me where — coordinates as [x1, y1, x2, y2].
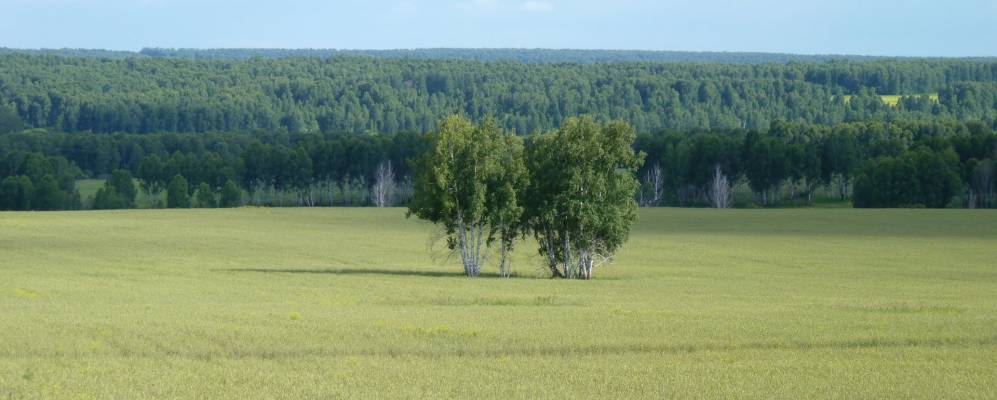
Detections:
[1, 118, 994, 211]
[2, 54, 997, 135]
[0, 52, 995, 211]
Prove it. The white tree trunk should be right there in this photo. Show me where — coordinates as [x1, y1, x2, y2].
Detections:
[640, 164, 664, 207]
[372, 161, 396, 208]
[710, 164, 732, 209]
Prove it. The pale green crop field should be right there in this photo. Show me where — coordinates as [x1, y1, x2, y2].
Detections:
[1, 208, 996, 399]
[841, 93, 939, 107]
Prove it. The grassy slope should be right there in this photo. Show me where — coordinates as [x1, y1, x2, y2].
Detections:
[1, 208, 995, 398]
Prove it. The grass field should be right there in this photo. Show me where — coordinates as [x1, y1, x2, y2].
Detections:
[842, 93, 939, 107]
[1, 208, 996, 398]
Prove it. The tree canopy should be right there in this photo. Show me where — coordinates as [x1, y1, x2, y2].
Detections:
[2, 54, 997, 136]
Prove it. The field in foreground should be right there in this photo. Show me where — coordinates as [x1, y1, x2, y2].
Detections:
[1, 208, 996, 399]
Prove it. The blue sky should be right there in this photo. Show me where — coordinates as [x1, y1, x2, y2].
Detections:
[2, 0, 995, 56]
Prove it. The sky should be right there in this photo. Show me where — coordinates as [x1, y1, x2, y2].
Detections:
[2, 0, 996, 57]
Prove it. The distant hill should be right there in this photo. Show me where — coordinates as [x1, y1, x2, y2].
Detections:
[137, 48, 911, 64]
[0, 48, 139, 60]
[4, 46, 990, 64]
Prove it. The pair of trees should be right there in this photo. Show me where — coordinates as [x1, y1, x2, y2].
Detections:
[408, 116, 642, 279]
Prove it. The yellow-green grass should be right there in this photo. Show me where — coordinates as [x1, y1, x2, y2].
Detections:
[1, 208, 995, 398]
[842, 93, 939, 106]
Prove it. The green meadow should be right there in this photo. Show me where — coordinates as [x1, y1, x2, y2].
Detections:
[1, 208, 996, 398]
[842, 93, 940, 106]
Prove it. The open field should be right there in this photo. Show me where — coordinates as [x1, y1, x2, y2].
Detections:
[1, 208, 996, 398]
[842, 93, 939, 106]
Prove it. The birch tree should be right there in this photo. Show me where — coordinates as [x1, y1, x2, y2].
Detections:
[639, 163, 663, 207]
[372, 160, 395, 207]
[710, 164, 732, 208]
[408, 116, 527, 277]
[481, 123, 528, 277]
[524, 117, 643, 279]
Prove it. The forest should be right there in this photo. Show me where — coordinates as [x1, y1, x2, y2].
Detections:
[1, 54, 997, 136]
[1, 52, 996, 211]
[0, 117, 994, 211]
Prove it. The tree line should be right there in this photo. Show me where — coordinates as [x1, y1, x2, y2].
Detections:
[135, 48, 900, 64]
[2, 47, 948, 64]
[1, 118, 994, 211]
[0, 151, 82, 211]
[2, 54, 997, 137]
[636, 119, 997, 209]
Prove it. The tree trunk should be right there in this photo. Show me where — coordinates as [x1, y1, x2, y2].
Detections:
[561, 234, 572, 279]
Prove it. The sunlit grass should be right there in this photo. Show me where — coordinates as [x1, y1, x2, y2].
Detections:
[841, 93, 939, 106]
[1, 208, 995, 398]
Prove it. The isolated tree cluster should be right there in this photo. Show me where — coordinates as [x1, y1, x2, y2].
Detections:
[408, 116, 643, 279]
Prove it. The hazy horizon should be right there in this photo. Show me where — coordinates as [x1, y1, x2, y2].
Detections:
[2, 0, 996, 57]
[2, 46, 989, 59]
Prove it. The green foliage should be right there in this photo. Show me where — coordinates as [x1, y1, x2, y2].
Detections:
[853, 147, 963, 208]
[0, 175, 33, 210]
[108, 170, 137, 206]
[483, 126, 529, 277]
[92, 170, 137, 209]
[194, 182, 216, 208]
[92, 188, 127, 210]
[0, 150, 79, 210]
[32, 175, 66, 211]
[166, 175, 190, 208]
[137, 155, 165, 195]
[0, 106, 23, 134]
[524, 117, 644, 279]
[2, 117, 995, 211]
[219, 180, 243, 208]
[408, 116, 528, 277]
[409, 115, 645, 279]
[2, 54, 997, 135]
[742, 131, 790, 205]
